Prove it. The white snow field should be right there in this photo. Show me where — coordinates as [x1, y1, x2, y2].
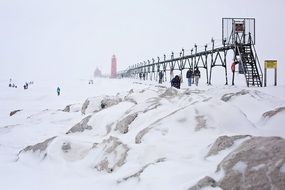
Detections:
[0, 77, 285, 190]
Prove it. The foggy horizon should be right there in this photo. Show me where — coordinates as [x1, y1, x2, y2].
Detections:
[0, 0, 284, 83]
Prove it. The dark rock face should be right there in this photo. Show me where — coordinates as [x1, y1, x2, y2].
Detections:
[206, 135, 251, 157]
[217, 136, 285, 190]
[10, 109, 22, 116]
[66, 115, 92, 134]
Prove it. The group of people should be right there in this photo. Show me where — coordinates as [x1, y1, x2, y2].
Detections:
[186, 67, 201, 87]
[8, 79, 34, 89]
[139, 72, 146, 80]
[8, 78, 17, 88]
[136, 67, 201, 89]
[170, 67, 201, 89]
[8, 83, 18, 88]
[23, 81, 33, 90]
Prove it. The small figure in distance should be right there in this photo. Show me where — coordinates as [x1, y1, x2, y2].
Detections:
[57, 87, 61, 96]
[194, 67, 201, 86]
[171, 75, 181, 89]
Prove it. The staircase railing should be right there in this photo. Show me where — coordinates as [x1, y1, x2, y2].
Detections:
[251, 42, 263, 86]
[235, 44, 249, 86]
[249, 33, 263, 86]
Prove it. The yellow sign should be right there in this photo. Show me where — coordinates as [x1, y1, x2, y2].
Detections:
[265, 60, 277, 69]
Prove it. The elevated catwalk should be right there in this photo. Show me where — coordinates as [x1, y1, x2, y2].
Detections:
[120, 18, 263, 87]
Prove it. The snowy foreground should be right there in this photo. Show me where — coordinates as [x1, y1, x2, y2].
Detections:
[1, 78, 285, 190]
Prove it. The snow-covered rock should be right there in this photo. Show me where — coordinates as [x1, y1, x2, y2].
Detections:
[101, 96, 123, 109]
[62, 103, 81, 112]
[115, 113, 138, 134]
[2, 78, 285, 190]
[262, 107, 285, 119]
[188, 176, 218, 190]
[216, 136, 285, 190]
[221, 89, 250, 102]
[81, 96, 122, 115]
[17, 136, 57, 160]
[66, 115, 92, 134]
[159, 87, 178, 98]
[88, 136, 129, 173]
[206, 135, 251, 157]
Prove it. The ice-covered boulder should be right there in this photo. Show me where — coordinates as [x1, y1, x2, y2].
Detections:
[221, 89, 250, 102]
[216, 136, 285, 190]
[18, 136, 94, 162]
[66, 115, 92, 134]
[81, 99, 90, 114]
[159, 87, 178, 98]
[262, 107, 285, 119]
[206, 135, 251, 157]
[90, 136, 129, 173]
[135, 127, 151, 144]
[62, 103, 81, 112]
[100, 96, 122, 109]
[17, 136, 57, 160]
[115, 113, 138, 134]
[188, 176, 217, 190]
[81, 96, 122, 115]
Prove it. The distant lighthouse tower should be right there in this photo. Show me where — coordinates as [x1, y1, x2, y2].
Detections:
[111, 54, 117, 78]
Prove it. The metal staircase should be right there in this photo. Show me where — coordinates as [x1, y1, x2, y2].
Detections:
[235, 38, 263, 87]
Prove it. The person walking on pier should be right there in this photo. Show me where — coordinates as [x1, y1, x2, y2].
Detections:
[231, 61, 238, 85]
[171, 75, 181, 89]
[186, 68, 193, 86]
[159, 71, 164, 84]
[194, 67, 201, 86]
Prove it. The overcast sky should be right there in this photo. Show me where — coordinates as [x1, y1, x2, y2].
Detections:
[0, 0, 284, 82]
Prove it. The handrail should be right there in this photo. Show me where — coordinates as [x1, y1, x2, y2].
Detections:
[235, 44, 249, 86]
[251, 41, 263, 84]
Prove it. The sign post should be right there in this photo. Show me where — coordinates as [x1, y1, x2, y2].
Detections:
[264, 60, 277, 87]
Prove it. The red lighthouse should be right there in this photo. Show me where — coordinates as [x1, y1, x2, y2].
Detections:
[110, 55, 117, 78]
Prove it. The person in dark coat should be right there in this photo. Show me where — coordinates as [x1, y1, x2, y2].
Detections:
[171, 75, 181, 89]
[159, 71, 164, 84]
[194, 67, 201, 86]
[57, 87, 61, 96]
[186, 68, 193, 86]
